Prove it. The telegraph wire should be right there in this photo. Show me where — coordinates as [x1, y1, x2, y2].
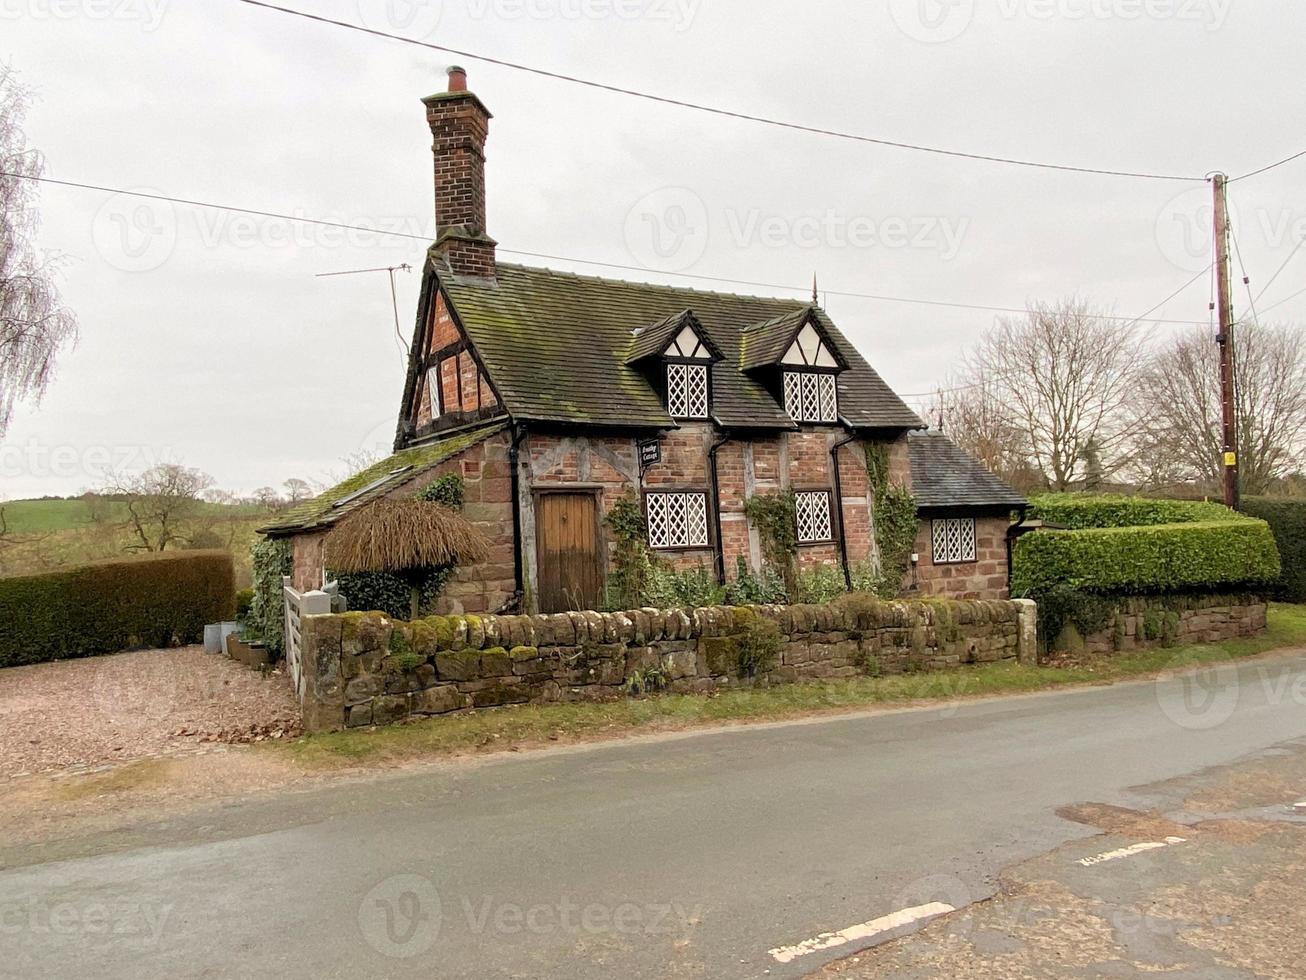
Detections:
[3, 170, 1213, 326]
[234, 0, 1208, 183]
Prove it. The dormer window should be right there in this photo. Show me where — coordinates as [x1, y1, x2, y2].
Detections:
[739, 308, 846, 425]
[783, 371, 838, 423]
[667, 363, 709, 418]
[780, 323, 840, 423]
[663, 324, 712, 420]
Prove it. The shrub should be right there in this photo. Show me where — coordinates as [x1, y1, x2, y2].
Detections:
[0, 551, 235, 668]
[249, 536, 292, 653]
[1240, 497, 1306, 602]
[1034, 584, 1117, 645]
[641, 561, 726, 608]
[235, 588, 255, 619]
[736, 617, 782, 678]
[415, 472, 465, 508]
[1027, 493, 1239, 529]
[331, 568, 453, 620]
[1012, 520, 1281, 596]
[724, 556, 788, 605]
[603, 490, 650, 610]
[794, 562, 846, 604]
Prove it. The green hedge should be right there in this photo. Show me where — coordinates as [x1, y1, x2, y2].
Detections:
[0, 550, 235, 668]
[1012, 520, 1281, 596]
[1240, 497, 1306, 602]
[1027, 493, 1240, 529]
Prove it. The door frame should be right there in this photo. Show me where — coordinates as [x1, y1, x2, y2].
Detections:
[532, 487, 606, 613]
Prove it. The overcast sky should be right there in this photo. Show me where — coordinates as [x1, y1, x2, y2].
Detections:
[2, 0, 1303, 499]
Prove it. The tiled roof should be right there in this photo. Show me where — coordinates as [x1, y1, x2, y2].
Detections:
[738, 307, 816, 371]
[438, 262, 922, 431]
[625, 310, 720, 364]
[908, 431, 1028, 511]
[260, 422, 508, 535]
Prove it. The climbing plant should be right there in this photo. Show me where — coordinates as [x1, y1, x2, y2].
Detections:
[864, 443, 918, 599]
[743, 490, 798, 593]
[603, 490, 651, 610]
[415, 472, 465, 509]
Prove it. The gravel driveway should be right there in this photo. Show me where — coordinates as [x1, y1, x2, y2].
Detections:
[0, 647, 302, 777]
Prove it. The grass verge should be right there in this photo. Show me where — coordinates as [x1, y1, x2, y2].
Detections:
[273, 603, 1306, 771]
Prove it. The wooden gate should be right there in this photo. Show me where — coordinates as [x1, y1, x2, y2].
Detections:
[535, 491, 603, 613]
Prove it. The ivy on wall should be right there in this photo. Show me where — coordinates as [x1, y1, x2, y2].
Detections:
[248, 536, 293, 654]
[865, 443, 918, 599]
[743, 490, 798, 593]
[603, 490, 652, 610]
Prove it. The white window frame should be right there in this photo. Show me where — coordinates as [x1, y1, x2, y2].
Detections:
[931, 518, 977, 564]
[645, 491, 711, 550]
[783, 371, 838, 423]
[795, 491, 834, 544]
[666, 362, 709, 419]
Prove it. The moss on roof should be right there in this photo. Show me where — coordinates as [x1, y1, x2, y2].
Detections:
[438, 263, 922, 430]
[260, 422, 508, 536]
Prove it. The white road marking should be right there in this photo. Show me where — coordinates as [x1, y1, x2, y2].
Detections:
[1078, 836, 1186, 866]
[768, 902, 955, 964]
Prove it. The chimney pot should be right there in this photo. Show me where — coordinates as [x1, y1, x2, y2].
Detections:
[447, 66, 467, 92]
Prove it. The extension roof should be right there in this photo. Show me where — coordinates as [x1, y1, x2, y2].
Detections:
[430, 261, 922, 431]
[259, 422, 508, 536]
[908, 430, 1028, 512]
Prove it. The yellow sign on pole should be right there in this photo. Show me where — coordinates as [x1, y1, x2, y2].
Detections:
[1223, 451, 1237, 467]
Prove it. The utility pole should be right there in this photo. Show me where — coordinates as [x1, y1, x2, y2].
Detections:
[1211, 173, 1239, 510]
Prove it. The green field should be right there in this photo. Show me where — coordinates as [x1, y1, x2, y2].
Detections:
[0, 496, 269, 587]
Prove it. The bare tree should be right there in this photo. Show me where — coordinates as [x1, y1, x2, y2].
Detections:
[1134, 320, 1306, 495]
[101, 463, 215, 552]
[929, 377, 1041, 491]
[251, 486, 282, 511]
[283, 477, 314, 504]
[961, 298, 1144, 490]
[0, 65, 77, 435]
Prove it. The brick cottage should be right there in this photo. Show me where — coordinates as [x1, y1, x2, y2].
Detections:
[262, 68, 1027, 614]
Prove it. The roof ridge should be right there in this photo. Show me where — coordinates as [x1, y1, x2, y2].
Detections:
[492, 261, 812, 306]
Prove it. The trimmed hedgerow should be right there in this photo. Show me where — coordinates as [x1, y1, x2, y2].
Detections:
[1011, 520, 1281, 597]
[1027, 493, 1240, 529]
[0, 550, 235, 668]
[1240, 497, 1306, 602]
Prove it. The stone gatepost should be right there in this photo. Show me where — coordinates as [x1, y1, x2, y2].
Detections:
[1013, 598, 1038, 665]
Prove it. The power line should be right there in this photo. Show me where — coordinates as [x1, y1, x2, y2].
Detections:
[1231, 147, 1306, 183]
[894, 264, 1212, 399]
[1228, 222, 1265, 327]
[234, 0, 1207, 184]
[5, 170, 1213, 325]
[1260, 283, 1306, 315]
[1251, 236, 1306, 306]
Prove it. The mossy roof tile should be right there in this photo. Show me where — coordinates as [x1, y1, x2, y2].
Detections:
[259, 422, 508, 536]
[439, 263, 921, 430]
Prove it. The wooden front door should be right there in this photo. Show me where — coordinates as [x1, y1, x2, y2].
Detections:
[535, 491, 604, 613]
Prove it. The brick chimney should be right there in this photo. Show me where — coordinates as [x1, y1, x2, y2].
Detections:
[423, 66, 496, 280]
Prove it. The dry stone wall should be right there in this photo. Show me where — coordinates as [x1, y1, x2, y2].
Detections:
[296, 597, 1037, 732]
[1057, 594, 1268, 655]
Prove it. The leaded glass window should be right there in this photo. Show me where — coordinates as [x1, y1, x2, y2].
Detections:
[646, 492, 710, 549]
[931, 518, 977, 564]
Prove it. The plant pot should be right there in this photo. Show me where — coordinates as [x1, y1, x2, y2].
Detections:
[205, 622, 242, 654]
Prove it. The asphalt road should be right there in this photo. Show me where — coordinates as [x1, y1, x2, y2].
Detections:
[4, 651, 1306, 980]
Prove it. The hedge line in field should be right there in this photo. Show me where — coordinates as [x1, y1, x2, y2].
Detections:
[1011, 519, 1281, 597]
[0, 550, 235, 668]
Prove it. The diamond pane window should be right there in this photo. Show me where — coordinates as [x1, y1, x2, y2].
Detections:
[646, 492, 711, 549]
[795, 491, 833, 544]
[784, 371, 838, 423]
[931, 518, 977, 564]
[667, 363, 709, 419]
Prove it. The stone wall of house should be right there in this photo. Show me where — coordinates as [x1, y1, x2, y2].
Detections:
[520, 427, 908, 608]
[294, 596, 1038, 732]
[290, 429, 517, 614]
[912, 515, 1012, 599]
[1053, 594, 1268, 656]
